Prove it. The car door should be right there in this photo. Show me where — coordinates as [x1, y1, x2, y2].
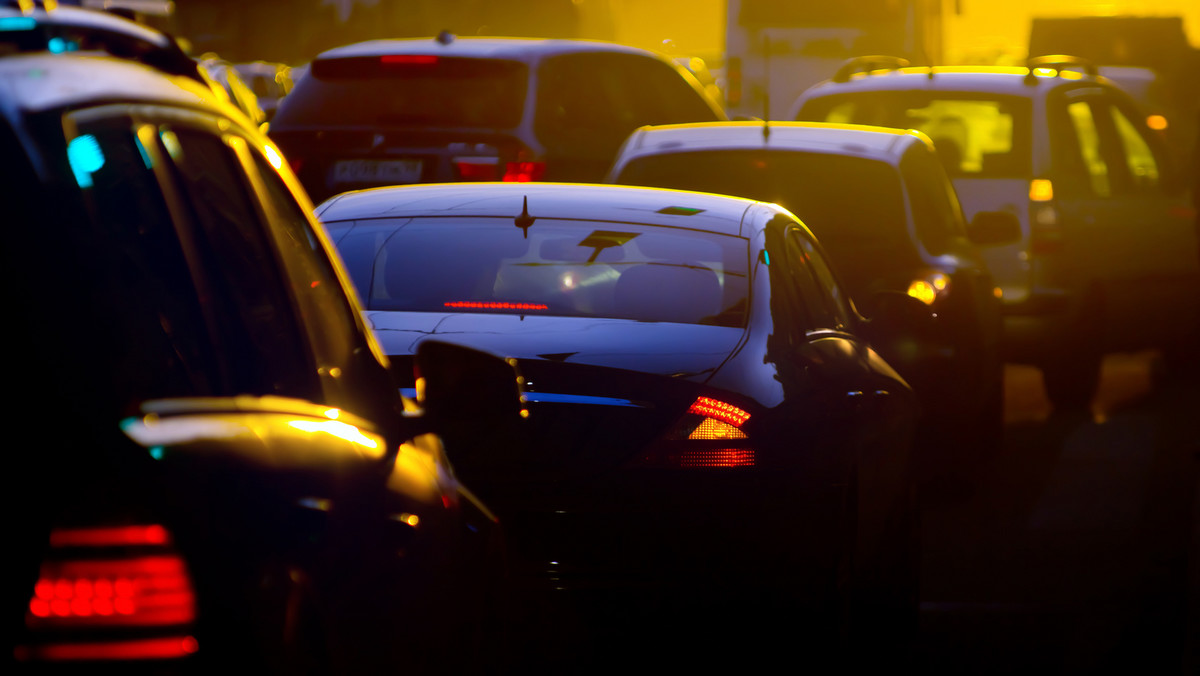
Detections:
[1052, 86, 1200, 346]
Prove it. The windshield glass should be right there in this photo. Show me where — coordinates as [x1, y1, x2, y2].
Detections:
[810, 94, 1032, 177]
[615, 149, 917, 285]
[274, 56, 528, 128]
[328, 217, 750, 328]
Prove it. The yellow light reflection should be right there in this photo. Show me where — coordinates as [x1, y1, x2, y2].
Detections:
[263, 144, 284, 170]
[391, 513, 420, 527]
[287, 419, 381, 454]
[907, 279, 937, 305]
[1146, 115, 1168, 131]
[324, 408, 340, 420]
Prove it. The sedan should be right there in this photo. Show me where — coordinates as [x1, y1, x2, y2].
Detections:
[318, 182, 928, 657]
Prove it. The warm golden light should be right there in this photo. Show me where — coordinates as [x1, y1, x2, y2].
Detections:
[1146, 115, 1168, 131]
[287, 419, 381, 452]
[1029, 179, 1054, 202]
[263, 144, 284, 170]
[908, 280, 937, 305]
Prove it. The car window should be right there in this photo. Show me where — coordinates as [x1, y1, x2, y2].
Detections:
[900, 144, 967, 256]
[806, 94, 1031, 177]
[1108, 104, 1162, 193]
[326, 217, 750, 328]
[274, 56, 528, 128]
[535, 53, 718, 160]
[614, 149, 919, 300]
[61, 115, 222, 414]
[787, 225, 854, 331]
[158, 124, 317, 398]
[1064, 99, 1112, 197]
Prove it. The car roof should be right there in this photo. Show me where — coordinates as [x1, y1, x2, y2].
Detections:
[315, 36, 660, 63]
[620, 122, 927, 163]
[0, 52, 220, 117]
[801, 66, 1102, 99]
[315, 183, 764, 237]
[0, 5, 172, 48]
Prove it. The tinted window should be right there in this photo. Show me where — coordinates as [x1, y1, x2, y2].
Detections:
[535, 53, 717, 159]
[61, 118, 221, 415]
[163, 127, 315, 398]
[805, 94, 1032, 177]
[328, 217, 750, 328]
[900, 145, 967, 255]
[614, 149, 917, 298]
[274, 56, 528, 128]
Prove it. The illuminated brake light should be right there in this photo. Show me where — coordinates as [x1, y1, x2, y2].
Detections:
[503, 161, 545, 182]
[381, 54, 437, 65]
[688, 396, 750, 427]
[673, 449, 755, 468]
[1029, 178, 1054, 202]
[454, 157, 499, 181]
[50, 525, 170, 547]
[27, 556, 196, 628]
[17, 636, 199, 662]
[444, 301, 548, 311]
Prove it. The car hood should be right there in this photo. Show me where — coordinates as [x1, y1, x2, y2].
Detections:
[365, 311, 746, 382]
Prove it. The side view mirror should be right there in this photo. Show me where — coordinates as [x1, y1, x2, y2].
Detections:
[410, 340, 526, 467]
[967, 210, 1022, 246]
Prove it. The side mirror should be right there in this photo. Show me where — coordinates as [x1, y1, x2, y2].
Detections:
[967, 210, 1022, 246]
[411, 340, 526, 467]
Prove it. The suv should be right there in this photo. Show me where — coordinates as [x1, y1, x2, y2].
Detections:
[792, 56, 1200, 409]
[607, 121, 1017, 454]
[3, 48, 512, 673]
[269, 34, 726, 202]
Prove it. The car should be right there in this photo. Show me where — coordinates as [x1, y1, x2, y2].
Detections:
[792, 55, 1200, 410]
[315, 181, 928, 662]
[2, 49, 514, 674]
[269, 33, 726, 203]
[607, 121, 1018, 460]
[0, 1, 203, 82]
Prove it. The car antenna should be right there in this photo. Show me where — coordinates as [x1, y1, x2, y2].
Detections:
[515, 196, 535, 238]
[762, 34, 771, 142]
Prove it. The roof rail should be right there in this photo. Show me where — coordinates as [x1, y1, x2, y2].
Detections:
[831, 55, 910, 83]
[1024, 54, 1098, 84]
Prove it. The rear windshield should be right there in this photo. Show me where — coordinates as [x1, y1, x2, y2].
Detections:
[272, 56, 528, 129]
[614, 150, 915, 279]
[327, 217, 750, 328]
[801, 94, 1033, 177]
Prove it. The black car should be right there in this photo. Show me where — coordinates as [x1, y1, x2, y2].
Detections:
[317, 182, 929, 663]
[3, 50, 514, 674]
[607, 121, 1019, 459]
[269, 34, 726, 202]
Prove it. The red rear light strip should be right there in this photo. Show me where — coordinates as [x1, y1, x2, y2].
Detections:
[16, 636, 199, 662]
[50, 524, 171, 547]
[28, 556, 195, 627]
[381, 54, 437, 65]
[672, 449, 755, 468]
[444, 301, 548, 311]
[688, 397, 750, 427]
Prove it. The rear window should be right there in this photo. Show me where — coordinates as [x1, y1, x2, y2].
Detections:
[328, 217, 749, 328]
[614, 149, 916, 285]
[272, 56, 528, 129]
[800, 94, 1033, 177]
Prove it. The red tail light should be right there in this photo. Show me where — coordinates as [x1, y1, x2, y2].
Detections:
[454, 157, 499, 181]
[502, 161, 545, 182]
[631, 396, 755, 469]
[20, 525, 197, 663]
[381, 54, 437, 65]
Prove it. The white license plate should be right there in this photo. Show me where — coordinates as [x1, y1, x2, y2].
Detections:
[333, 159, 423, 184]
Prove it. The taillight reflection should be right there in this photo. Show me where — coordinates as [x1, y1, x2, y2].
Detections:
[503, 161, 545, 182]
[21, 525, 198, 662]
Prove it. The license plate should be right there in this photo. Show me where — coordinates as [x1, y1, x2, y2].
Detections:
[332, 159, 422, 184]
